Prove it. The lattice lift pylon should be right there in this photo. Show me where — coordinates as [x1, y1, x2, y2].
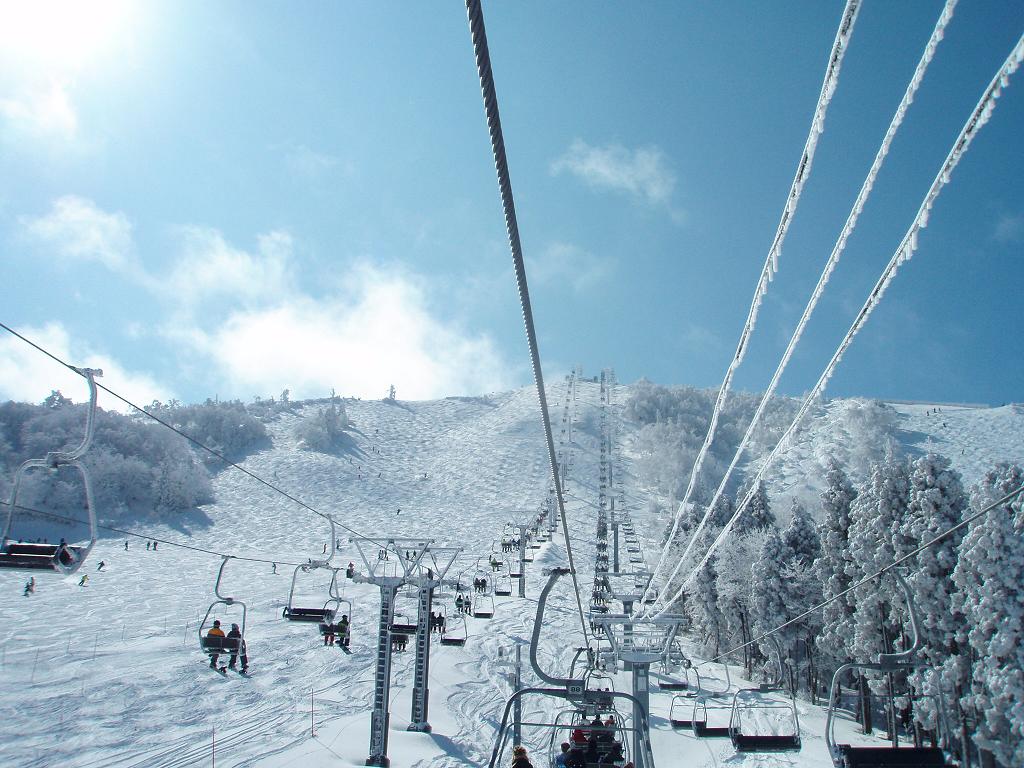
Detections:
[407, 546, 462, 733]
[592, 613, 685, 768]
[352, 536, 433, 766]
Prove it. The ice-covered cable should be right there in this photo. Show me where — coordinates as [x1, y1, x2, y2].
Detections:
[641, 0, 863, 604]
[651, 31, 1024, 617]
[639, 0, 959, 617]
[465, 0, 591, 643]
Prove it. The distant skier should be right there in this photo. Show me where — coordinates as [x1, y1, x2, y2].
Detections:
[152, 541, 157, 551]
[346, 562, 355, 578]
[124, 540, 129, 551]
[78, 574, 89, 587]
[455, 594, 464, 613]
[146, 541, 151, 550]
[23, 577, 35, 596]
[272, 562, 278, 574]
[322, 543, 327, 555]
[97, 560, 106, 571]
[396, 508, 401, 516]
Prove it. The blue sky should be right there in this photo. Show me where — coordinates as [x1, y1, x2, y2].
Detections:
[1, 1, 1022, 410]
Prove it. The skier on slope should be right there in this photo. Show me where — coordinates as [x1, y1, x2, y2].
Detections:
[23, 577, 35, 596]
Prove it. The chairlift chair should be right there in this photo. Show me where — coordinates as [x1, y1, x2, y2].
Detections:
[283, 564, 337, 622]
[473, 592, 494, 619]
[199, 556, 247, 662]
[728, 689, 801, 752]
[390, 611, 418, 634]
[0, 368, 102, 575]
[439, 603, 467, 647]
[318, 569, 353, 642]
[547, 706, 631, 768]
[494, 569, 513, 596]
[283, 517, 338, 622]
[692, 696, 733, 738]
[669, 695, 697, 727]
[825, 572, 953, 768]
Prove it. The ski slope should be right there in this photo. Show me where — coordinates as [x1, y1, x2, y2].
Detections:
[1, 382, 1019, 767]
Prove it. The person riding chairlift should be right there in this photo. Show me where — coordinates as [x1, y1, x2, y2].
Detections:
[206, 620, 225, 669]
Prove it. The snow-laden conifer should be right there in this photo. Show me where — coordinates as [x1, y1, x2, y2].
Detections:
[815, 457, 858, 669]
[847, 456, 910, 712]
[953, 463, 1024, 767]
[736, 479, 776, 534]
[896, 453, 968, 730]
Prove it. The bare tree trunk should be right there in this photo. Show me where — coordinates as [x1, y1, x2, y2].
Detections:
[859, 674, 872, 734]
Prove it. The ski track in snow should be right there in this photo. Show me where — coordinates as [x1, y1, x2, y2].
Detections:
[2, 383, 1016, 766]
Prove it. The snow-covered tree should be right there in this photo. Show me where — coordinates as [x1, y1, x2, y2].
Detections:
[953, 463, 1024, 768]
[750, 530, 790, 671]
[294, 399, 350, 453]
[815, 457, 858, 670]
[783, 499, 821, 565]
[716, 529, 768, 674]
[843, 455, 911, 740]
[736, 480, 775, 534]
[847, 456, 910, 666]
[895, 453, 968, 731]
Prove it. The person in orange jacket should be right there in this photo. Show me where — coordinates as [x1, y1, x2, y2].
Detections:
[206, 620, 226, 669]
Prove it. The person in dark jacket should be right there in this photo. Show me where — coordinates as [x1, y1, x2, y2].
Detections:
[338, 615, 350, 648]
[227, 623, 248, 672]
[511, 745, 533, 768]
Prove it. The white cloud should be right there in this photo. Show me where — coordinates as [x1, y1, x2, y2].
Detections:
[21, 195, 133, 270]
[527, 242, 613, 293]
[551, 139, 678, 207]
[0, 323, 173, 411]
[177, 263, 512, 400]
[993, 213, 1023, 244]
[0, 81, 77, 142]
[283, 144, 340, 178]
[164, 227, 294, 311]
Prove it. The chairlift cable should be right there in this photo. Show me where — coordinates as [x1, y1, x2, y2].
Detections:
[0, 321, 393, 552]
[643, 0, 864, 605]
[697, 481, 1024, 668]
[650, 30, 1024, 617]
[465, 0, 590, 644]
[640, 0, 959, 616]
[8, 502, 307, 567]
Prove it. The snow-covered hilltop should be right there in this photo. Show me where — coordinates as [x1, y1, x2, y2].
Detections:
[0, 379, 1021, 767]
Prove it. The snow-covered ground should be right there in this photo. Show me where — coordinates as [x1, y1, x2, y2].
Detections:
[1, 382, 1019, 767]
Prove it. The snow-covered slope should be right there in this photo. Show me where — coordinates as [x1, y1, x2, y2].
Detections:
[765, 399, 1024, 521]
[1, 382, 1020, 767]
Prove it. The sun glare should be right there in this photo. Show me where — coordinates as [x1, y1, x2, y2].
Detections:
[0, 0, 133, 70]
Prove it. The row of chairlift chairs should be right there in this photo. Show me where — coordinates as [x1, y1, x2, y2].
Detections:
[664, 573, 953, 767]
[666, 634, 802, 753]
[199, 500, 547, 661]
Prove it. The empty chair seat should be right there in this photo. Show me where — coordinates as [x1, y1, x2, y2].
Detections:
[836, 746, 949, 768]
[693, 723, 731, 738]
[283, 607, 333, 622]
[733, 734, 801, 752]
[0, 543, 82, 571]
